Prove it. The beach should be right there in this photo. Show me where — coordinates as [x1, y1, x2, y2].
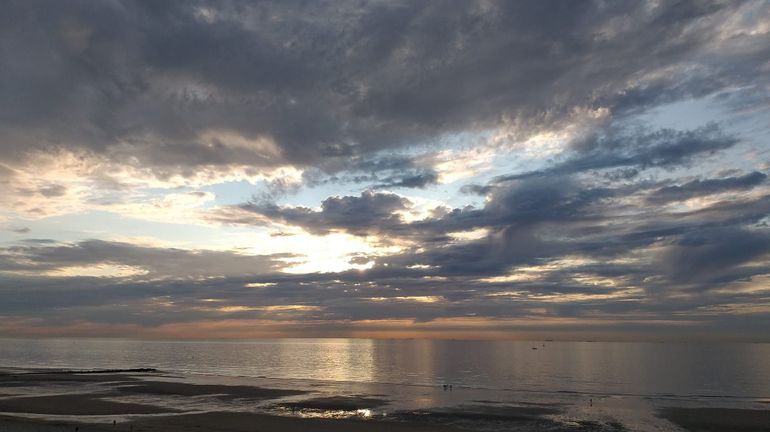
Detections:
[0, 413, 465, 432]
[1, 368, 769, 432]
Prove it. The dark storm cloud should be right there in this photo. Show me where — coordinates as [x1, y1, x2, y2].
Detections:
[1, 0, 764, 177]
[372, 177, 615, 275]
[241, 190, 410, 236]
[646, 171, 767, 204]
[303, 155, 440, 189]
[658, 227, 770, 285]
[497, 124, 739, 182]
[372, 171, 439, 189]
[390, 185, 770, 285]
[0, 240, 291, 278]
[482, 177, 612, 226]
[459, 184, 493, 196]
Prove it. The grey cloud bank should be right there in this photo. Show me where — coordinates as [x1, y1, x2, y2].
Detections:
[1, 1, 765, 172]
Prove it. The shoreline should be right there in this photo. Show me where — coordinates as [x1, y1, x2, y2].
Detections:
[0, 413, 467, 432]
[5, 407, 770, 432]
[1, 369, 769, 431]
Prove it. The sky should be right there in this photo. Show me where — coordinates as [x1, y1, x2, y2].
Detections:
[1, 0, 769, 341]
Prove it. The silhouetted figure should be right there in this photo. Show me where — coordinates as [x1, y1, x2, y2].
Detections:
[449, 384, 453, 391]
[113, 420, 116, 426]
[443, 384, 447, 391]
[589, 398, 593, 407]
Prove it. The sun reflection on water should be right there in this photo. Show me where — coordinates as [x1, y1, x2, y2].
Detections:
[274, 406, 378, 420]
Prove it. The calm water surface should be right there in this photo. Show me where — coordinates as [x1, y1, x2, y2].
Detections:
[1, 338, 768, 399]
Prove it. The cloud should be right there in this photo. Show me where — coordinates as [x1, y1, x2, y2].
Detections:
[646, 171, 767, 204]
[1, 1, 770, 340]
[497, 124, 739, 181]
[0, 240, 291, 279]
[658, 227, 770, 285]
[372, 171, 439, 189]
[240, 190, 411, 236]
[1, 1, 765, 180]
[36, 184, 68, 198]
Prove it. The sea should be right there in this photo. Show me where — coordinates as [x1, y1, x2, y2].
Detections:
[1, 338, 769, 429]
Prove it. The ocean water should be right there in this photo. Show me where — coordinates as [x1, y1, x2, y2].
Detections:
[1, 338, 769, 401]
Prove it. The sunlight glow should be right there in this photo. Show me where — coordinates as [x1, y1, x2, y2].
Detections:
[45, 264, 149, 278]
[368, 296, 443, 303]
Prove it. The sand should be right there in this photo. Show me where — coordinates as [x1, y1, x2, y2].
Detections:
[1, 370, 768, 431]
[0, 410, 634, 432]
[659, 407, 770, 432]
[277, 395, 389, 410]
[0, 416, 86, 432]
[0, 376, 609, 432]
[433, 404, 562, 418]
[117, 380, 305, 399]
[393, 404, 626, 432]
[0, 394, 177, 415]
[0, 412, 468, 432]
[0, 372, 142, 386]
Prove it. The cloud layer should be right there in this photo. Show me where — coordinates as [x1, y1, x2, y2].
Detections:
[1, 0, 769, 340]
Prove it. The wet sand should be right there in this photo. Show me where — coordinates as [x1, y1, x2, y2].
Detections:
[117, 380, 305, 399]
[0, 412, 466, 432]
[0, 394, 176, 415]
[0, 370, 768, 431]
[0, 410, 634, 432]
[0, 372, 142, 386]
[0, 370, 605, 431]
[659, 407, 770, 432]
[276, 395, 389, 410]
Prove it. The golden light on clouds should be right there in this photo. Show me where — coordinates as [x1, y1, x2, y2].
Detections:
[367, 296, 444, 304]
[477, 256, 596, 284]
[44, 264, 150, 278]
[215, 305, 322, 313]
[245, 282, 277, 288]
